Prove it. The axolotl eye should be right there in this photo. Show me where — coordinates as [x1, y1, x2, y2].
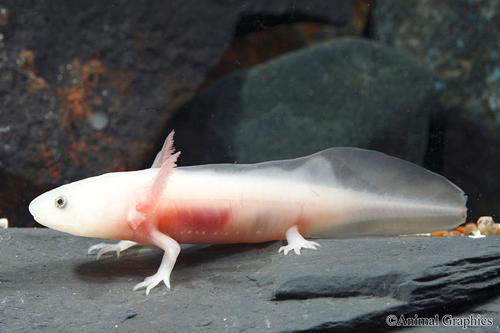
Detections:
[55, 195, 67, 209]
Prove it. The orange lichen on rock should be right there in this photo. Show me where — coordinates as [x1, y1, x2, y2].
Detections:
[14, 53, 133, 184]
[38, 147, 62, 182]
[58, 87, 88, 119]
[57, 58, 108, 122]
[68, 141, 91, 164]
[82, 59, 107, 81]
[52, 58, 130, 177]
[17, 50, 48, 91]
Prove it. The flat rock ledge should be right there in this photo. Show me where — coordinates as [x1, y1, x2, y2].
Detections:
[1, 229, 500, 332]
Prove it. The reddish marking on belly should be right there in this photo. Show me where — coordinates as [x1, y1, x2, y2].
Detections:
[175, 206, 231, 232]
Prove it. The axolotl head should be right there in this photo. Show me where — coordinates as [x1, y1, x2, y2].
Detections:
[28, 171, 148, 240]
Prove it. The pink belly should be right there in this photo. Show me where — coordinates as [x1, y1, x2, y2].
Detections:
[156, 199, 304, 244]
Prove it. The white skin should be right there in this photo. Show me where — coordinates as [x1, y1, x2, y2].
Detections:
[29, 132, 466, 294]
[28, 171, 318, 294]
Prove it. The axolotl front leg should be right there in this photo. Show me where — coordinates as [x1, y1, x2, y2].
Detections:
[88, 234, 180, 295]
[126, 136, 183, 295]
[85, 130, 182, 294]
[133, 230, 180, 295]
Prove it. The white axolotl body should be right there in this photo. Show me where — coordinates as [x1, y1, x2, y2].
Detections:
[29, 131, 467, 294]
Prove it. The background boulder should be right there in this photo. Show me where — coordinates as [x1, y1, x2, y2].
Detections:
[172, 37, 435, 166]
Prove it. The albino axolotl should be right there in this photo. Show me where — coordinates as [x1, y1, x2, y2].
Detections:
[29, 131, 466, 294]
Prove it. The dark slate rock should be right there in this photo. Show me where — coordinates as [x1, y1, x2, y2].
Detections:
[373, 0, 500, 220]
[171, 37, 436, 167]
[0, 0, 354, 226]
[2, 229, 500, 332]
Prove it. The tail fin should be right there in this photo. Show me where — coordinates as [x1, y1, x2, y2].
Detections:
[295, 148, 467, 235]
[208, 147, 467, 235]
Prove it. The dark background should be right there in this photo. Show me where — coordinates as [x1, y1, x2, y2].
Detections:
[0, 0, 498, 227]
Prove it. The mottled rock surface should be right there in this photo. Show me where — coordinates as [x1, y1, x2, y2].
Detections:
[373, 0, 500, 220]
[0, 0, 354, 226]
[172, 37, 435, 166]
[2, 229, 500, 332]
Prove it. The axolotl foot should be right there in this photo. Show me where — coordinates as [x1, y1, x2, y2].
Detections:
[133, 270, 172, 296]
[87, 240, 138, 259]
[133, 230, 181, 295]
[278, 225, 320, 255]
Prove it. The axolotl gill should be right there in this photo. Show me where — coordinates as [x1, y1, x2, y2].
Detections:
[29, 131, 466, 295]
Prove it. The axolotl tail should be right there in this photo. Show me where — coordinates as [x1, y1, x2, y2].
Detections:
[285, 147, 467, 237]
[187, 147, 467, 238]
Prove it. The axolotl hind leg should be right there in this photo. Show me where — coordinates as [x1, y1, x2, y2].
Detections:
[88, 240, 139, 259]
[279, 225, 320, 255]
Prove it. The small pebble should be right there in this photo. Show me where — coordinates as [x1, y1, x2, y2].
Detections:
[88, 112, 109, 130]
[477, 216, 498, 236]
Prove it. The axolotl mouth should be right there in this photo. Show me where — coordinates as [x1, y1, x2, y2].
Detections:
[28, 194, 44, 224]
